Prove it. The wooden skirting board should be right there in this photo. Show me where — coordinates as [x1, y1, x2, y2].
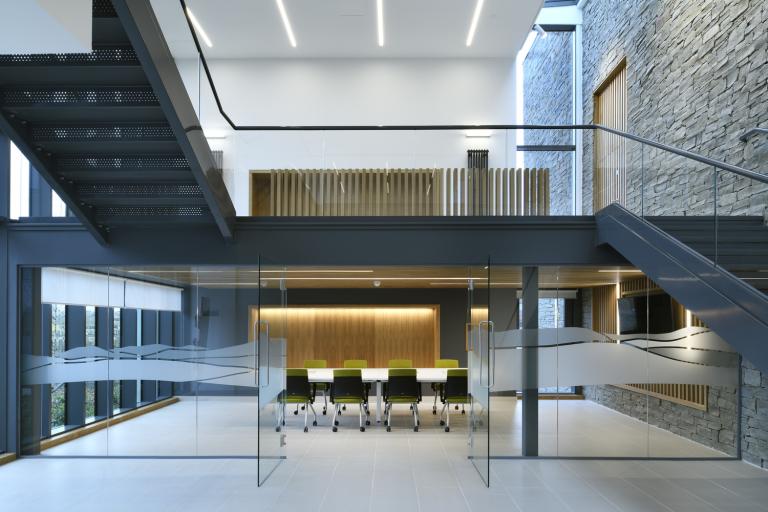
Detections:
[41, 397, 180, 452]
[0, 452, 16, 467]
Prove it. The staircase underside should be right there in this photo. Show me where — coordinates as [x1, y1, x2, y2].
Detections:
[597, 204, 768, 374]
[0, 0, 235, 244]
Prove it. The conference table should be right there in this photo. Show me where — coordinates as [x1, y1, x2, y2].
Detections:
[306, 368, 467, 423]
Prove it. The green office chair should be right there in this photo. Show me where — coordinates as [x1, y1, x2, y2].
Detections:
[342, 360, 371, 416]
[387, 359, 413, 368]
[285, 369, 318, 432]
[439, 369, 470, 432]
[384, 368, 421, 432]
[330, 369, 369, 432]
[304, 359, 329, 415]
[432, 359, 460, 415]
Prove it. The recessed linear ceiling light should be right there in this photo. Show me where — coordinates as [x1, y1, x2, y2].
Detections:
[186, 8, 213, 48]
[276, 0, 297, 48]
[376, 0, 384, 47]
[597, 269, 643, 273]
[466, 0, 485, 47]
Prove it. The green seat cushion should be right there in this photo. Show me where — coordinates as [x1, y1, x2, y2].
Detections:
[334, 397, 364, 404]
[388, 368, 416, 377]
[447, 369, 468, 377]
[286, 396, 309, 404]
[304, 359, 327, 369]
[387, 397, 418, 403]
[445, 396, 470, 403]
[333, 369, 361, 378]
[287, 368, 308, 377]
[436, 359, 459, 368]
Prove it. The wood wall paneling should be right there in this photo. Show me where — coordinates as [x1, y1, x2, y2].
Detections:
[255, 306, 440, 368]
[255, 168, 550, 217]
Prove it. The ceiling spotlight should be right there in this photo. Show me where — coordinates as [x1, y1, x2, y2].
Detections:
[466, 0, 485, 47]
[376, 0, 384, 47]
[533, 24, 548, 39]
[276, 0, 297, 48]
[186, 8, 213, 48]
[373, 280, 382, 288]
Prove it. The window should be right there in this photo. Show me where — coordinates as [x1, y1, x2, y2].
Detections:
[50, 304, 66, 434]
[112, 308, 121, 414]
[9, 142, 29, 220]
[85, 306, 97, 423]
[51, 192, 67, 217]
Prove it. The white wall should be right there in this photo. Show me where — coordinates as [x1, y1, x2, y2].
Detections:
[179, 58, 517, 215]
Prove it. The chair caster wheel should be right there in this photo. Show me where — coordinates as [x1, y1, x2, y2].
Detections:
[304, 427, 308, 433]
[365, 420, 371, 426]
[275, 427, 281, 432]
[445, 427, 450, 433]
[332, 426, 338, 432]
[342, 405, 346, 411]
[461, 410, 466, 415]
[334, 420, 339, 426]
[293, 410, 298, 415]
[413, 426, 419, 432]
[455, 405, 459, 410]
[312, 421, 318, 427]
[322, 410, 327, 415]
[439, 420, 445, 426]
[386, 426, 391, 432]
[360, 427, 365, 432]
[432, 410, 437, 415]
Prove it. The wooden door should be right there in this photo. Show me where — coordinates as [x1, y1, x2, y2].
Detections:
[593, 60, 627, 211]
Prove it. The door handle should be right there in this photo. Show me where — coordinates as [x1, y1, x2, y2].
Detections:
[479, 320, 494, 389]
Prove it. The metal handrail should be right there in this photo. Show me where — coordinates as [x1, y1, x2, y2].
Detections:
[740, 127, 768, 142]
[176, 0, 768, 187]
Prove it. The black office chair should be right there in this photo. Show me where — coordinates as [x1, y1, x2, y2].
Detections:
[384, 368, 421, 432]
[330, 369, 369, 432]
[439, 369, 469, 432]
[285, 369, 317, 432]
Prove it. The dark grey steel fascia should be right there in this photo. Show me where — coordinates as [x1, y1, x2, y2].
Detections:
[6, 216, 627, 268]
[596, 203, 768, 374]
[112, 0, 236, 241]
[0, 116, 109, 245]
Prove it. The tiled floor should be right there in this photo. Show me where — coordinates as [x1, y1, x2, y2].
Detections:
[1, 398, 764, 512]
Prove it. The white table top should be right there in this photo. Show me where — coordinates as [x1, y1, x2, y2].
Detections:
[306, 368, 466, 383]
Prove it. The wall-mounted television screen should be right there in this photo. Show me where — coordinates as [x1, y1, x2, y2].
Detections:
[617, 293, 675, 335]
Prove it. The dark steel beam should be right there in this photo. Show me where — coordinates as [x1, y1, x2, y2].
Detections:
[112, 0, 235, 241]
[0, 114, 109, 244]
[6, 216, 627, 267]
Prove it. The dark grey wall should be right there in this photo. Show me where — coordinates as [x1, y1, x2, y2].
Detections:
[190, 286, 472, 366]
[1, 133, 9, 454]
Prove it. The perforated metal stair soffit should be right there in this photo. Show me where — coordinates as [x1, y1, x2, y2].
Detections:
[2, 86, 158, 106]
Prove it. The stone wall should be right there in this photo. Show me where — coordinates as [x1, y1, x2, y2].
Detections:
[581, 0, 768, 215]
[742, 360, 768, 468]
[523, 31, 574, 215]
[584, 384, 738, 456]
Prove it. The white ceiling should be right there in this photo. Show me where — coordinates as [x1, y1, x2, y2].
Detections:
[151, 0, 544, 59]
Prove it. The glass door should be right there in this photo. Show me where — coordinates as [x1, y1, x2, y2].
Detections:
[468, 260, 492, 486]
[257, 257, 287, 486]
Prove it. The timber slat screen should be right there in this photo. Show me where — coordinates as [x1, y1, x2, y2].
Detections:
[593, 59, 628, 212]
[260, 168, 549, 217]
[592, 277, 709, 411]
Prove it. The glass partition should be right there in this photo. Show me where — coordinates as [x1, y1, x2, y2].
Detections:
[468, 262, 490, 486]
[257, 258, 287, 485]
